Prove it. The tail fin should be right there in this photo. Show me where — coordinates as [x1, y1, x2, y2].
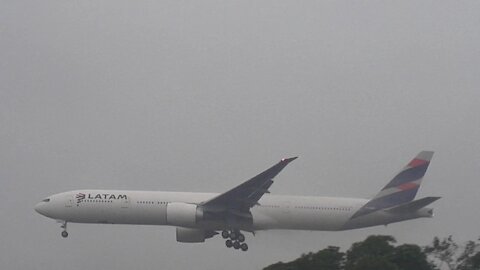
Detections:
[351, 151, 434, 219]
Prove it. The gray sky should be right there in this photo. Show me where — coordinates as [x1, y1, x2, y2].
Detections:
[1, 1, 480, 269]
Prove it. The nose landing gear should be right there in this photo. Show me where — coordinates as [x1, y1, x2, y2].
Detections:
[60, 221, 68, 238]
[222, 230, 248, 251]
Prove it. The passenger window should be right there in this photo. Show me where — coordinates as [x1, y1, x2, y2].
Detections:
[42, 198, 50, 202]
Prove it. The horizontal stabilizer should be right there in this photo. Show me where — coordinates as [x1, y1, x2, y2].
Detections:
[386, 196, 441, 213]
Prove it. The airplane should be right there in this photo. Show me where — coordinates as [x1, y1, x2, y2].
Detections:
[35, 151, 439, 251]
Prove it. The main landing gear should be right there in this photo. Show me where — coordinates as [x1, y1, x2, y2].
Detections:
[60, 221, 68, 238]
[222, 230, 248, 251]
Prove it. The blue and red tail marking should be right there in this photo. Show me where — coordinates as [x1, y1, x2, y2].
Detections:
[351, 151, 434, 219]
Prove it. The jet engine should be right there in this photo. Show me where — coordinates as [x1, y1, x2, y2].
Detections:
[175, 227, 217, 243]
[166, 202, 203, 227]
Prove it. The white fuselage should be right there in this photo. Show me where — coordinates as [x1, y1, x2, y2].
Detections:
[34, 190, 430, 232]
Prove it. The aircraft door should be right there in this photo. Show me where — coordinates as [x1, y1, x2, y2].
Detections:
[65, 194, 73, 208]
[281, 200, 291, 214]
[121, 195, 129, 209]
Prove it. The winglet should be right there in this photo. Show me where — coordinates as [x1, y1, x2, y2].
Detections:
[281, 157, 298, 163]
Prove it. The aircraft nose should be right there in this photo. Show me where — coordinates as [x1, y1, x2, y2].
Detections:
[35, 202, 47, 216]
[35, 197, 60, 219]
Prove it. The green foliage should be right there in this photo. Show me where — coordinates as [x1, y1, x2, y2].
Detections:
[424, 236, 459, 270]
[470, 252, 480, 269]
[424, 236, 480, 270]
[390, 244, 434, 270]
[264, 246, 345, 270]
[349, 256, 399, 270]
[343, 235, 434, 270]
[307, 246, 345, 270]
[345, 235, 396, 270]
[264, 235, 479, 270]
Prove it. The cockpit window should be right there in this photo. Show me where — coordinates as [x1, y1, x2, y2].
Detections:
[42, 198, 50, 202]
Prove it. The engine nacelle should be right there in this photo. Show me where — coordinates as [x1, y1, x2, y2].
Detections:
[166, 202, 203, 227]
[176, 227, 216, 243]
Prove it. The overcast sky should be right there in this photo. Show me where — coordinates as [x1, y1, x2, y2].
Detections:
[1, 1, 480, 269]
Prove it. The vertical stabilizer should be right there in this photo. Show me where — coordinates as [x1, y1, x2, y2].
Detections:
[351, 151, 434, 219]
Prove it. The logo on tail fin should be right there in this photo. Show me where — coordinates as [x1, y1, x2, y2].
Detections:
[351, 151, 434, 219]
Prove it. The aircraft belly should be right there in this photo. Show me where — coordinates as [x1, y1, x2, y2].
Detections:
[252, 208, 349, 231]
[117, 205, 167, 225]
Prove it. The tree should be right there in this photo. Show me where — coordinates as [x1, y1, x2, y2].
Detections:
[424, 236, 480, 270]
[264, 246, 345, 270]
[456, 239, 480, 270]
[390, 244, 435, 270]
[345, 235, 396, 270]
[263, 235, 477, 270]
[470, 252, 480, 269]
[310, 246, 345, 270]
[424, 236, 459, 270]
[350, 256, 399, 270]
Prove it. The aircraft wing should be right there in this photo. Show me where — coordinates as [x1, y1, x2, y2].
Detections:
[201, 157, 297, 213]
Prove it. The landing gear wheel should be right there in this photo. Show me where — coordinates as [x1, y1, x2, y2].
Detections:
[233, 241, 240, 249]
[225, 239, 233, 248]
[60, 221, 68, 238]
[240, 243, 248, 251]
[237, 233, 245, 242]
[221, 230, 230, 239]
[230, 231, 238, 240]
